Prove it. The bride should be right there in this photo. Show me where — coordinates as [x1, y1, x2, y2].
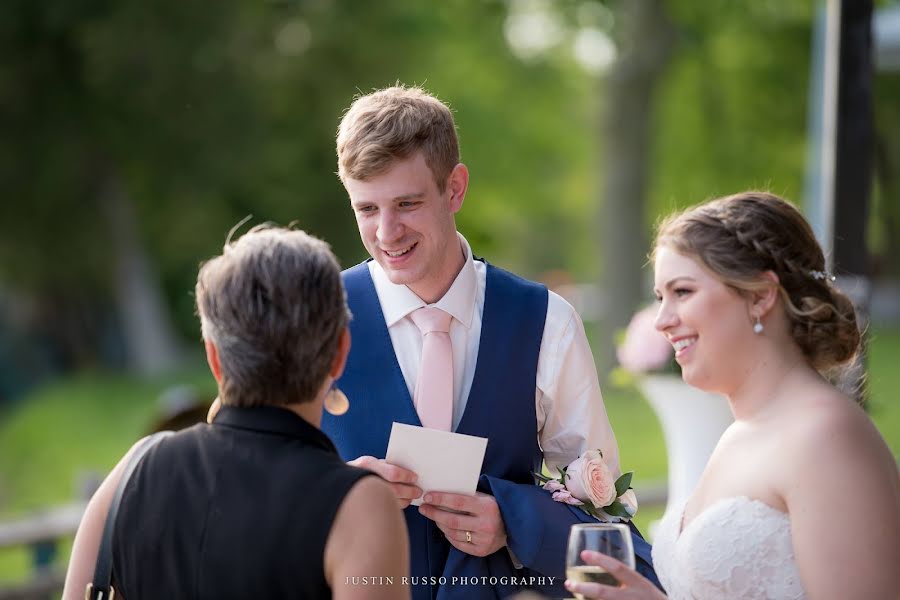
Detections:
[568, 192, 900, 600]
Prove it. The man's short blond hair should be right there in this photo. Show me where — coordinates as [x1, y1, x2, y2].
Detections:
[336, 85, 460, 192]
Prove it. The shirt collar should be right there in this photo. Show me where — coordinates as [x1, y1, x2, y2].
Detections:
[370, 232, 477, 328]
[213, 405, 337, 453]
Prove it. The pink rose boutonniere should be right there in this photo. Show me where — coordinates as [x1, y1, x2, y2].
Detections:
[535, 450, 637, 521]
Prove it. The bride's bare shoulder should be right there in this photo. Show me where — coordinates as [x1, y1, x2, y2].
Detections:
[781, 385, 896, 489]
[779, 386, 900, 600]
[798, 386, 882, 440]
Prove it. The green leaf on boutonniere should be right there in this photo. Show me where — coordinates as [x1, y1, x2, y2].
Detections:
[533, 472, 552, 483]
[614, 472, 633, 497]
[558, 466, 567, 482]
[576, 504, 601, 520]
[604, 499, 632, 519]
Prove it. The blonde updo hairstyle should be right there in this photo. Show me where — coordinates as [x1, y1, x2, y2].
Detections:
[653, 191, 860, 373]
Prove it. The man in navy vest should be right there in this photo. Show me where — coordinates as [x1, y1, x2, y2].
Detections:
[322, 85, 658, 600]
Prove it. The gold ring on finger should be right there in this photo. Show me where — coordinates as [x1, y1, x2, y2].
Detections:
[465, 530, 473, 543]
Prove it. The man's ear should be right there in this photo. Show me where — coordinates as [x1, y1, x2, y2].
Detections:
[750, 270, 780, 319]
[446, 163, 469, 213]
[205, 340, 223, 385]
[329, 328, 351, 380]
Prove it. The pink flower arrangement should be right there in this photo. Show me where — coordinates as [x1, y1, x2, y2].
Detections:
[535, 450, 637, 521]
[616, 304, 673, 374]
[539, 479, 582, 505]
[565, 450, 618, 507]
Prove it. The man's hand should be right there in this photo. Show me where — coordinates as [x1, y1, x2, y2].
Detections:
[418, 492, 507, 557]
[348, 456, 422, 509]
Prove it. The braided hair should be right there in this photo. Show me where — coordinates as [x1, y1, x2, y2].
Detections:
[653, 191, 860, 372]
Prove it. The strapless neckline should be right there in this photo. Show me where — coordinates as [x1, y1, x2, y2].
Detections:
[653, 494, 806, 599]
[678, 495, 788, 540]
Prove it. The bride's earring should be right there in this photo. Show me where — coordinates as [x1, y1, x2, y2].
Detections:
[753, 315, 764, 335]
[324, 386, 350, 416]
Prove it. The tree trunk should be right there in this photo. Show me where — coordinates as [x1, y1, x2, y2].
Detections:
[99, 169, 183, 377]
[595, 0, 675, 379]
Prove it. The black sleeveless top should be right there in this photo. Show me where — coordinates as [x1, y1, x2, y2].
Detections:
[111, 405, 373, 599]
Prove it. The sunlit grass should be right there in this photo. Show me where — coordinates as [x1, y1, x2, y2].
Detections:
[0, 364, 214, 581]
[866, 327, 900, 456]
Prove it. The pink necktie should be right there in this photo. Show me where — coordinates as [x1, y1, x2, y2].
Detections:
[410, 306, 453, 431]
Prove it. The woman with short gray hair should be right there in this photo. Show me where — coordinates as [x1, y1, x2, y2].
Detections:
[64, 225, 410, 600]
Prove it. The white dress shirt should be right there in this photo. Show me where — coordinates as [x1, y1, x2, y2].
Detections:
[367, 234, 622, 475]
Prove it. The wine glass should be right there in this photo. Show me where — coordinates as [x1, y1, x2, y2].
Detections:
[565, 523, 634, 598]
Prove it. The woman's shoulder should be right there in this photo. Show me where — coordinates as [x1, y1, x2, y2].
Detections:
[778, 385, 897, 494]
[317, 465, 396, 521]
[785, 386, 886, 454]
[325, 475, 408, 580]
[332, 476, 405, 556]
[775, 389, 900, 600]
[341, 474, 397, 512]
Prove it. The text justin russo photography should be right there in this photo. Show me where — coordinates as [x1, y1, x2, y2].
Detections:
[344, 576, 558, 587]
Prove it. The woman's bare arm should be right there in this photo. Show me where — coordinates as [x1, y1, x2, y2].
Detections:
[325, 475, 411, 600]
[787, 407, 900, 600]
[61, 438, 148, 600]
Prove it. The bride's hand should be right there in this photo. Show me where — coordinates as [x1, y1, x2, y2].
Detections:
[565, 551, 667, 600]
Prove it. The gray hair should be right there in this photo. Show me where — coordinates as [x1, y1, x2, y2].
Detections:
[195, 224, 349, 407]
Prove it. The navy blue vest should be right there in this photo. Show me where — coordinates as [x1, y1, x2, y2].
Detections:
[322, 260, 547, 599]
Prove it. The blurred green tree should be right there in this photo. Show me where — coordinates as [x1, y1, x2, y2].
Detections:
[594, 0, 676, 378]
[0, 0, 596, 381]
[2, 0, 877, 389]
[595, 0, 815, 376]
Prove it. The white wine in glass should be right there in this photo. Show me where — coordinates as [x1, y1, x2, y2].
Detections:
[566, 523, 634, 599]
[565, 564, 620, 587]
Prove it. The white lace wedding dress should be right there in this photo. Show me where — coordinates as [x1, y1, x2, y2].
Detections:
[652, 496, 807, 599]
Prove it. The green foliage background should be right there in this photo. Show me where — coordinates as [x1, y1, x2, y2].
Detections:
[1, 0, 898, 585]
[1, 0, 895, 349]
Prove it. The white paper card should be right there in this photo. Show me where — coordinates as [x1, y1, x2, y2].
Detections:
[385, 422, 488, 506]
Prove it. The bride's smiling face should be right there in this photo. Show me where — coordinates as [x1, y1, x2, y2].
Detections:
[653, 246, 753, 394]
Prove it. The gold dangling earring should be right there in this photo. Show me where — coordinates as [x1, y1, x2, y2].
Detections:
[324, 386, 350, 416]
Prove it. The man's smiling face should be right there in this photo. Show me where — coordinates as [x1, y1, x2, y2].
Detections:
[345, 151, 466, 303]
